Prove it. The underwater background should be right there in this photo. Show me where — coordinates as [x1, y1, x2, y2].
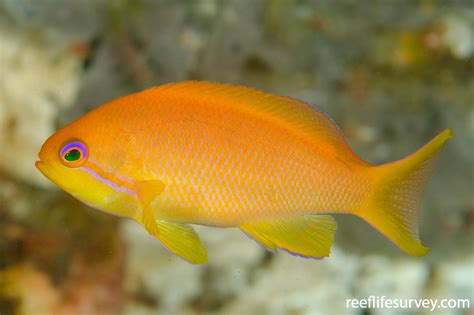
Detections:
[0, 1, 472, 314]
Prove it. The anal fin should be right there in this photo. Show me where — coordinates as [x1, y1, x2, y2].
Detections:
[240, 215, 337, 259]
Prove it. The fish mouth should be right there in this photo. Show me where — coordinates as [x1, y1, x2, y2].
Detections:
[35, 160, 50, 179]
[35, 160, 45, 171]
[35, 160, 60, 187]
[35, 160, 53, 179]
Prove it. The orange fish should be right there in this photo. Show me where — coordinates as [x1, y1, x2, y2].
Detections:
[36, 81, 452, 264]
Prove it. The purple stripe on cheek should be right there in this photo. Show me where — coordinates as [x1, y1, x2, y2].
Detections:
[79, 166, 137, 198]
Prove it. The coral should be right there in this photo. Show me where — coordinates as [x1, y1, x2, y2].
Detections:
[0, 24, 82, 187]
[0, 265, 60, 315]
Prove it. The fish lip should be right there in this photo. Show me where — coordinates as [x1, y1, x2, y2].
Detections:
[35, 160, 49, 175]
[35, 160, 45, 173]
[35, 160, 57, 185]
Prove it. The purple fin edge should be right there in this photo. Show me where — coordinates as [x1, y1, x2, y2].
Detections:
[242, 230, 326, 260]
[278, 247, 326, 261]
[241, 230, 276, 253]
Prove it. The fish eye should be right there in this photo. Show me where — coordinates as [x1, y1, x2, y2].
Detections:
[60, 141, 88, 168]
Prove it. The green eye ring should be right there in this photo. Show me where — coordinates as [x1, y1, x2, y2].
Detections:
[64, 149, 81, 162]
[60, 141, 88, 168]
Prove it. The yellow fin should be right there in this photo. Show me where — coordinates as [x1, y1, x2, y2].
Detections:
[152, 81, 365, 164]
[136, 180, 165, 236]
[135, 180, 207, 264]
[240, 215, 337, 259]
[155, 221, 208, 264]
[136, 180, 165, 205]
[359, 129, 453, 256]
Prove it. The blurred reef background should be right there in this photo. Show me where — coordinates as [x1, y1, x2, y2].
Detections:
[0, 1, 473, 315]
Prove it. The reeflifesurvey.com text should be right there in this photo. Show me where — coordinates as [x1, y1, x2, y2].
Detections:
[346, 295, 471, 312]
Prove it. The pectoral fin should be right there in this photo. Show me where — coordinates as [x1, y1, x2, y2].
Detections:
[136, 180, 165, 236]
[136, 180, 165, 205]
[240, 215, 337, 259]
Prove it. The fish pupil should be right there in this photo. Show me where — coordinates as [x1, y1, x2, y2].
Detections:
[65, 149, 81, 162]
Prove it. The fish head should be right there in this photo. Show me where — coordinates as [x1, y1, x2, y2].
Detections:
[35, 119, 135, 214]
[36, 130, 90, 193]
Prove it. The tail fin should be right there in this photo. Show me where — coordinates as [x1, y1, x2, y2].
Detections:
[358, 129, 453, 256]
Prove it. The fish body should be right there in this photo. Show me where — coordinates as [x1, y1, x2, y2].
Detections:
[36, 81, 452, 264]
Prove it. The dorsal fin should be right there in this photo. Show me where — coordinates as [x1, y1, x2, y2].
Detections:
[153, 81, 365, 164]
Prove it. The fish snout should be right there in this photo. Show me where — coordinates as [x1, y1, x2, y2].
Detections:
[35, 160, 49, 176]
[35, 160, 45, 170]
